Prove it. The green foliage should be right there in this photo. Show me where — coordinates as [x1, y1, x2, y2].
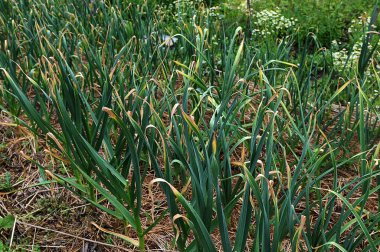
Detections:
[0, 241, 6, 252]
[0, 215, 15, 230]
[0, 171, 12, 191]
[0, 0, 379, 251]
[226, 0, 377, 46]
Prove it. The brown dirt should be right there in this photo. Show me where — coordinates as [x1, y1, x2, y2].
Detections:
[0, 105, 379, 252]
[0, 112, 175, 251]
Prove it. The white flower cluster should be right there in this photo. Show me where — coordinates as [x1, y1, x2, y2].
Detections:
[348, 15, 375, 35]
[173, 0, 202, 21]
[332, 41, 363, 73]
[156, 0, 224, 22]
[332, 14, 379, 76]
[223, 1, 246, 11]
[252, 9, 297, 37]
[209, 6, 224, 19]
[172, 0, 202, 6]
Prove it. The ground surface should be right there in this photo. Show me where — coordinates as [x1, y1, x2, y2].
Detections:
[1, 111, 378, 251]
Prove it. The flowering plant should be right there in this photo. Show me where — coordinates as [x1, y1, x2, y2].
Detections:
[252, 8, 298, 39]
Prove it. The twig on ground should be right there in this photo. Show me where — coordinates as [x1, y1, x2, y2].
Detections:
[17, 220, 132, 251]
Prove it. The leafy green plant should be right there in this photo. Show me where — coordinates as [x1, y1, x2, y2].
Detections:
[0, 215, 15, 230]
[1, 0, 380, 251]
[248, 0, 376, 46]
[0, 171, 12, 191]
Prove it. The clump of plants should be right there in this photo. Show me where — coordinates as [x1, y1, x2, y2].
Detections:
[244, 0, 376, 46]
[252, 8, 298, 38]
[331, 13, 380, 77]
[0, 0, 380, 251]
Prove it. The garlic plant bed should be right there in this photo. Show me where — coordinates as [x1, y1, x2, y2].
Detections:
[0, 0, 379, 251]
